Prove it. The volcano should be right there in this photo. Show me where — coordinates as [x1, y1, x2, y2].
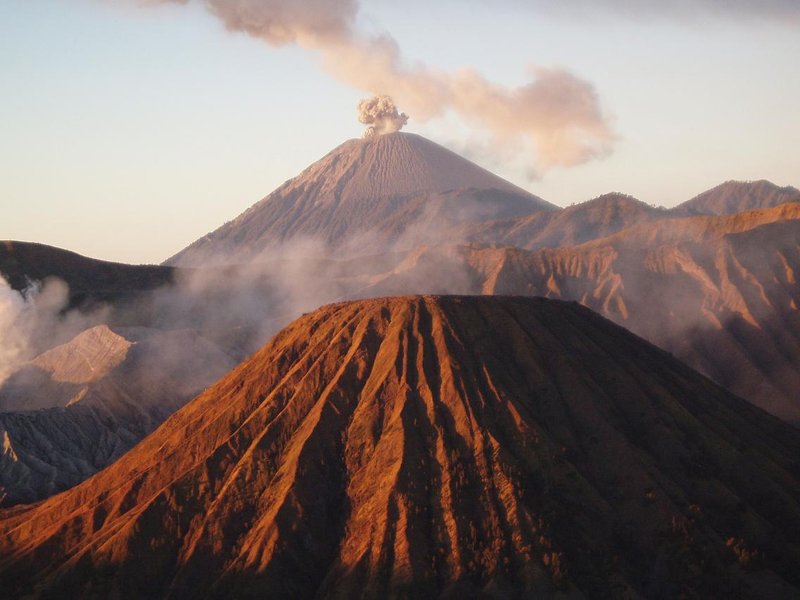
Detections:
[2, 296, 799, 598]
[167, 133, 554, 265]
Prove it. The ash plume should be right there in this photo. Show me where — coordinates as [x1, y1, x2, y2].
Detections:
[131, 0, 614, 171]
[0, 276, 105, 386]
[358, 95, 408, 139]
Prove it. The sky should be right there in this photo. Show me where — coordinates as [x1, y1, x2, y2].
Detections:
[1, 0, 798, 264]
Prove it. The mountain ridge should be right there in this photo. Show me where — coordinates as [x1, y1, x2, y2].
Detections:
[676, 180, 800, 216]
[0, 241, 174, 310]
[350, 207, 800, 423]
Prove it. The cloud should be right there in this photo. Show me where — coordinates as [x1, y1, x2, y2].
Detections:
[510, 0, 800, 24]
[202, 0, 358, 46]
[133, 0, 615, 171]
[0, 276, 107, 386]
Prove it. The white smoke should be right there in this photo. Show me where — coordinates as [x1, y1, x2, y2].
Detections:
[0, 276, 113, 388]
[0, 278, 32, 385]
[0, 276, 68, 385]
[129, 0, 615, 171]
[358, 95, 408, 139]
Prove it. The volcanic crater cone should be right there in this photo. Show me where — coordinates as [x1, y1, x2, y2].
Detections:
[167, 133, 554, 265]
[2, 296, 800, 598]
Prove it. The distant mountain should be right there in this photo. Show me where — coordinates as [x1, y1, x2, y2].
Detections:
[0, 241, 174, 309]
[167, 150, 799, 266]
[463, 182, 800, 249]
[167, 132, 555, 265]
[0, 324, 236, 505]
[463, 192, 668, 250]
[676, 180, 800, 216]
[350, 204, 800, 424]
[2, 296, 799, 598]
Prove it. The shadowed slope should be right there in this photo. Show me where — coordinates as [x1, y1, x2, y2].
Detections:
[0, 241, 174, 308]
[1, 296, 799, 599]
[0, 325, 237, 505]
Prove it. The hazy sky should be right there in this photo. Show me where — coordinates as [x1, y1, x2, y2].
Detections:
[2, 0, 798, 264]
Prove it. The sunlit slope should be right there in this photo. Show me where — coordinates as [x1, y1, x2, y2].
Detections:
[1, 296, 798, 598]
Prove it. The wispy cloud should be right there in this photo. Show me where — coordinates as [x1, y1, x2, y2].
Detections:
[512, 0, 800, 24]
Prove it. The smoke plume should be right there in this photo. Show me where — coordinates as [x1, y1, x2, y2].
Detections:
[0, 276, 88, 386]
[0, 277, 34, 385]
[358, 95, 408, 139]
[134, 0, 614, 171]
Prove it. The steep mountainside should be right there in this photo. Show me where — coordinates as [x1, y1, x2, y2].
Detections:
[0, 325, 236, 505]
[1, 405, 142, 507]
[676, 180, 800, 216]
[1, 296, 799, 599]
[167, 133, 555, 265]
[351, 205, 800, 423]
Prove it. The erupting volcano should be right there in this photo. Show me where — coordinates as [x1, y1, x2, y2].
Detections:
[167, 127, 555, 266]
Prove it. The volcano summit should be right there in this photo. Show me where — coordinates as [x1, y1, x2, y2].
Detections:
[167, 133, 555, 266]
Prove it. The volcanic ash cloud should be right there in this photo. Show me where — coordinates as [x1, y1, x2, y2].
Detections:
[135, 0, 615, 171]
[358, 95, 408, 139]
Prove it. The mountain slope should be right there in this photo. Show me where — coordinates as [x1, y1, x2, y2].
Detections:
[0, 404, 141, 507]
[676, 180, 800, 216]
[463, 192, 669, 250]
[0, 325, 133, 412]
[0, 325, 236, 505]
[167, 133, 555, 265]
[1, 296, 799, 599]
[354, 205, 800, 423]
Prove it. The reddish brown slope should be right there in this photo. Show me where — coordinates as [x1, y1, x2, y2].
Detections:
[1, 296, 799, 599]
